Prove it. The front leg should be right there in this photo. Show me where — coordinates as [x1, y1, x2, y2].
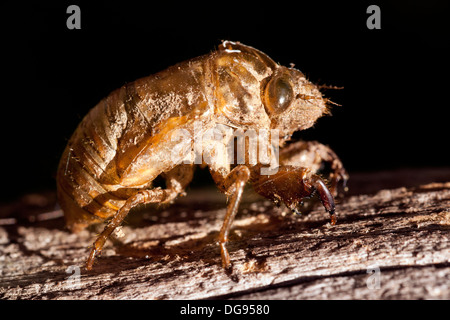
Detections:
[279, 140, 348, 198]
[252, 166, 337, 225]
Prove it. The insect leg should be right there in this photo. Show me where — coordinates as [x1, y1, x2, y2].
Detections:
[211, 165, 251, 269]
[162, 164, 195, 199]
[309, 174, 337, 225]
[280, 141, 348, 197]
[252, 166, 337, 224]
[86, 188, 175, 270]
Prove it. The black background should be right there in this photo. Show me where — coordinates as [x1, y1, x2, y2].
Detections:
[2, 1, 449, 201]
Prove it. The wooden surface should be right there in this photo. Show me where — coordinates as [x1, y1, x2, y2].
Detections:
[0, 168, 449, 300]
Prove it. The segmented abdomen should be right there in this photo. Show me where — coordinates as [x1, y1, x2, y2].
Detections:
[57, 56, 211, 232]
[57, 85, 130, 232]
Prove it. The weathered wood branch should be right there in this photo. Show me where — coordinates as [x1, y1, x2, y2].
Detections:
[0, 168, 449, 299]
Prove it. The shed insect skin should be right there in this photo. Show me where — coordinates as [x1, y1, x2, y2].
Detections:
[56, 40, 348, 270]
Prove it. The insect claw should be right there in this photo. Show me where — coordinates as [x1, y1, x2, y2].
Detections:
[86, 240, 104, 271]
[311, 175, 337, 224]
[85, 249, 97, 271]
[330, 213, 337, 226]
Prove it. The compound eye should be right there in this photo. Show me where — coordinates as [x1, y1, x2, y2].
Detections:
[264, 76, 293, 114]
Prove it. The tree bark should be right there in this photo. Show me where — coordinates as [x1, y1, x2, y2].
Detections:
[0, 168, 449, 300]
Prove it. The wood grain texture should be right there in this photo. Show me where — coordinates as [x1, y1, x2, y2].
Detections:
[0, 168, 449, 300]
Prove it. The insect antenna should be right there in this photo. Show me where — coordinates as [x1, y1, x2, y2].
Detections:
[296, 93, 342, 115]
[318, 84, 344, 90]
[296, 93, 320, 102]
[316, 83, 344, 110]
[324, 98, 342, 107]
